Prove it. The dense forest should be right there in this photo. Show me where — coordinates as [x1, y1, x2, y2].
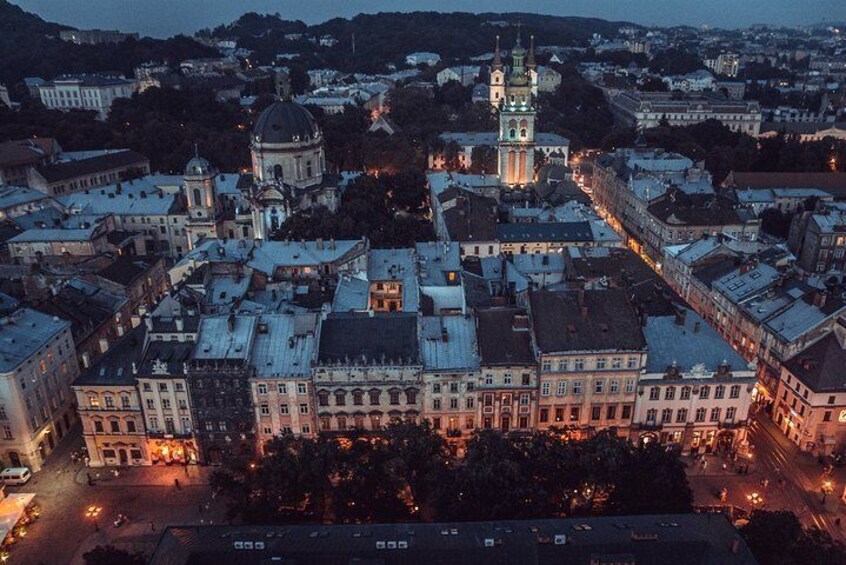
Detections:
[0, 0, 216, 88]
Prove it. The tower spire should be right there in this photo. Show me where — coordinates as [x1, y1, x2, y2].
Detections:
[492, 35, 503, 70]
[527, 34, 536, 69]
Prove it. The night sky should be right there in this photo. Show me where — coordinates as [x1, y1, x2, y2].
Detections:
[14, 0, 846, 39]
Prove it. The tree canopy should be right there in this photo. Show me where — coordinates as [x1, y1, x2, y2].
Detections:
[212, 425, 693, 525]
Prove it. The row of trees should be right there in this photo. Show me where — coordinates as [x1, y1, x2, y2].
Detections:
[210, 423, 693, 525]
[639, 120, 846, 185]
[740, 510, 846, 565]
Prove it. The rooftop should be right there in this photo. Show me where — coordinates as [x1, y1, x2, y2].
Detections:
[783, 329, 846, 393]
[194, 314, 257, 361]
[149, 513, 755, 565]
[529, 290, 646, 353]
[73, 326, 145, 387]
[496, 222, 594, 244]
[419, 315, 479, 372]
[34, 150, 148, 184]
[0, 308, 70, 373]
[476, 307, 535, 366]
[251, 313, 316, 378]
[317, 313, 420, 366]
[643, 311, 750, 374]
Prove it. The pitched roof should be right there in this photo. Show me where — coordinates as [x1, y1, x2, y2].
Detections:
[726, 172, 846, 198]
[73, 326, 145, 387]
[783, 331, 846, 393]
[148, 513, 756, 565]
[0, 308, 70, 373]
[0, 138, 57, 168]
[476, 307, 535, 366]
[529, 290, 646, 353]
[317, 313, 419, 365]
[35, 150, 149, 184]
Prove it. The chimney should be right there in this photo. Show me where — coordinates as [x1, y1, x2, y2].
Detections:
[581, 305, 588, 318]
[316, 238, 324, 250]
[99, 338, 109, 354]
[813, 290, 827, 309]
[694, 321, 701, 333]
[175, 317, 184, 331]
[674, 309, 687, 326]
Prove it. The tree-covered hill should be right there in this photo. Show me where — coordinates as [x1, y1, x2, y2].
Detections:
[204, 11, 634, 72]
[0, 0, 217, 87]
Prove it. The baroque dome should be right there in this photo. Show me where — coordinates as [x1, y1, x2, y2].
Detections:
[252, 101, 321, 145]
[184, 156, 212, 177]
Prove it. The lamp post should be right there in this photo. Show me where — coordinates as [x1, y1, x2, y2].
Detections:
[85, 504, 102, 532]
[821, 480, 834, 504]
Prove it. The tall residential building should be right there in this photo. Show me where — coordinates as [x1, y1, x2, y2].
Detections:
[0, 309, 79, 471]
[475, 308, 539, 433]
[530, 290, 646, 439]
[37, 74, 135, 119]
[73, 327, 148, 467]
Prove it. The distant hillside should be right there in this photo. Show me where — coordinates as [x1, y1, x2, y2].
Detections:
[0, 0, 216, 87]
[205, 11, 634, 72]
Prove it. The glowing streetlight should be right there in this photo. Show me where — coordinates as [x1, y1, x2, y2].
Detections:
[85, 504, 102, 531]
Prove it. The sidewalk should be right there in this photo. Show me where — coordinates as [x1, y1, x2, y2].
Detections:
[75, 463, 215, 487]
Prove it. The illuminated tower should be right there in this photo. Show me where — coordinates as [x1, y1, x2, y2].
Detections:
[497, 32, 536, 186]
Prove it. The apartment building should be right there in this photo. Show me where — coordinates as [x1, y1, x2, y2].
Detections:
[0, 309, 79, 471]
[475, 308, 539, 433]
[73, 327, 147, 467]
[529, 290, 646, 439]
[632, 310, 756, 453]
[774, 323, 846, 456]
[251, 313, 318, 446]
[313, 313, 422, 432]
[420, 316, 480, 446]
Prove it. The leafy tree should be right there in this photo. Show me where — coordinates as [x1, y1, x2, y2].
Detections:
[640, 76, 669, 92]
[537, 68, 615, 149]
[648, 48, 705, 75]
[83, 545, 145, 565]
[469, 145, 498, 174]
[740, 510, 846, 565]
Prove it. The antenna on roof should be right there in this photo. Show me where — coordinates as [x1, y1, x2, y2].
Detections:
[194, 143, 199, 158]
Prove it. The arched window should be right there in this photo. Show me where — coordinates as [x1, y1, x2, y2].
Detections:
[192, 188, 202, 207]
[520, 128, 527, 138]
[509, 128, 516, 138]
[306, 161, 313, 177]
[273, 164, 283, 180]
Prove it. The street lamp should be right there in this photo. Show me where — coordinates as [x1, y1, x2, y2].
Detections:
[821, 480, 834, 504]
[85, 505, 102, 531]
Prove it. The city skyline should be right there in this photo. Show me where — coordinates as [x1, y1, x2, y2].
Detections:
[15, 0, 846, 39]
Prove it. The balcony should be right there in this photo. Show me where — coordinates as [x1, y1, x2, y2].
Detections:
[147, 431, 194, 440]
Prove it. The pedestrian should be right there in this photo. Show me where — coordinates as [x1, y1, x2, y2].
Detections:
[113, 469, 120, 478]
[184, 465, 189, 477]
[720, 488, 727, 503]
[174, 478, 181, 490]
[86, 471, 93, 486]
[701, 458, 707, 471]
[150, 521, 156, 533]
[762, 478, 769, 490]
[84, 456, 90, 467]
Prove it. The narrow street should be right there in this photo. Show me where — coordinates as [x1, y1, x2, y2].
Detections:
[688, 413, 846, 543]
[3, 426, 228, 565]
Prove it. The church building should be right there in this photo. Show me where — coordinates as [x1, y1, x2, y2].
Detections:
[493, 33, 538, 186]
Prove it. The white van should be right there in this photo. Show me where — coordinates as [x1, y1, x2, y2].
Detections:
[0, 467, 31, 485]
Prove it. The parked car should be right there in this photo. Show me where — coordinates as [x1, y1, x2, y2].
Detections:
[0, 467, 31, 485]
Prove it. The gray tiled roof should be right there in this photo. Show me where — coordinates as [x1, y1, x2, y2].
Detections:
[0, 308, 70, 373]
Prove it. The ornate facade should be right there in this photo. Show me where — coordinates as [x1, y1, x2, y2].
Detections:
[492, 33, 538, 187]
[247, 101, 340, 239]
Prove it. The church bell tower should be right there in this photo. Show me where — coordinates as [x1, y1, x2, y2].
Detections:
[497, 31, 537, 187]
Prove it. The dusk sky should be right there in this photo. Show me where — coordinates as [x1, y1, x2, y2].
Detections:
[15, 0, 846, 38]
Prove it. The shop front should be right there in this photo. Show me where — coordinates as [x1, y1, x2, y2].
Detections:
[147, 434, 199, 465]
